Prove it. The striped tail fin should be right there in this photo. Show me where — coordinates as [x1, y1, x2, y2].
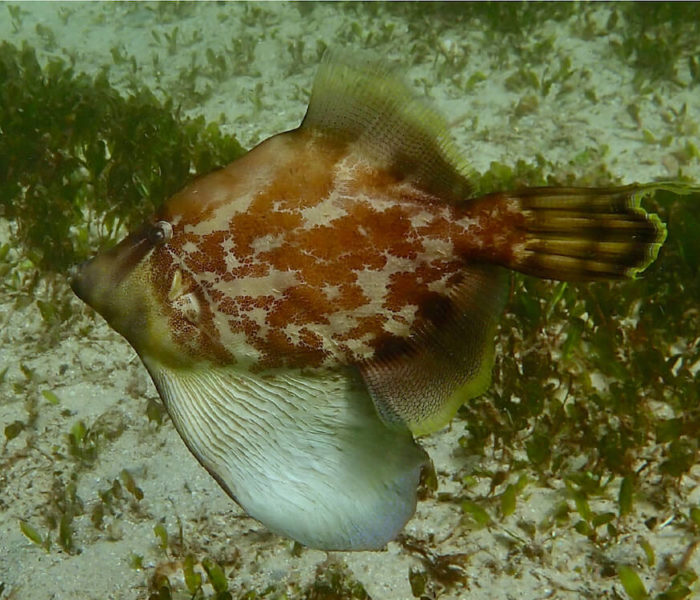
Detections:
[504, 184, 678, 281]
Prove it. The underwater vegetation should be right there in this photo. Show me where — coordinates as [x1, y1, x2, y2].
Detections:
[609, 3, 700, 89]
[0, 41, 244, 276]
[1, 1, 700, 598]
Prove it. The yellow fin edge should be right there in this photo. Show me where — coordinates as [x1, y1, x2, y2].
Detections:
[408, 323, 498, 437]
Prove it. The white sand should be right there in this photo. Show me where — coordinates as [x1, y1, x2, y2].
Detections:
[1, 3, 699, 599]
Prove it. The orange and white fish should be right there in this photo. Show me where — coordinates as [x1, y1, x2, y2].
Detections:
[71, 53, 669, 551]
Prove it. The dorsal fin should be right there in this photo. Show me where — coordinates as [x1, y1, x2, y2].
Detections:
[301, 50, 474, 204]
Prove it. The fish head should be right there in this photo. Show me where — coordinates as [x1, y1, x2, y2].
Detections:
[69, 160, 240, 370]
[69, 217, 192, 368]
[71, 136, 298, 372]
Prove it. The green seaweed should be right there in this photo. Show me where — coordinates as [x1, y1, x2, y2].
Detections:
[611, 3, 700, 88]
[618, 565, 648, 600]
[19, 519, 51, 552]
[0, 41, 244, 278]
[303, 562, 369, 600]
[153, 523, 169, 552]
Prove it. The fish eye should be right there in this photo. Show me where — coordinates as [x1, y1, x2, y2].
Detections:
[148, 221, 173, 246]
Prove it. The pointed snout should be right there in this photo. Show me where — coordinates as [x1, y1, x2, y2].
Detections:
[69, 258, 98, 306]
[69, 231, 152, 325]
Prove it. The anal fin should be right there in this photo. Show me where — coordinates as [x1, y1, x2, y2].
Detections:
[360, 266, 508, 436]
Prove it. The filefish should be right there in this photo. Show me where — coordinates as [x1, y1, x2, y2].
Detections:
[71, 53, 668, 551]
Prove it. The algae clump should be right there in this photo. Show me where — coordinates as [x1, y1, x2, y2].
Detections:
[0, 41, 244, 275]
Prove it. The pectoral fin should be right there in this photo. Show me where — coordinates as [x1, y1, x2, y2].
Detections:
[144, 359, 427, 551]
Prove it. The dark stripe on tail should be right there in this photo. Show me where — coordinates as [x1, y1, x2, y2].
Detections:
[509, 185, 667, 281]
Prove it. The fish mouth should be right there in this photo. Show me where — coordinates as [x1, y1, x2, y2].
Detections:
[69, 260, 93, 304]
[69, 253, 122, 320]
[69, 230, 152, 311]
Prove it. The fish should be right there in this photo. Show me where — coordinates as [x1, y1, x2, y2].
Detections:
[71, 52, 672, 551]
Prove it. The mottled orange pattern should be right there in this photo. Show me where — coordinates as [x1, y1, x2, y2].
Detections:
[147, 129, 523, 370]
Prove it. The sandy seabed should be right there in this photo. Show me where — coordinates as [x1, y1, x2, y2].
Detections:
[1, 3, 699, 600]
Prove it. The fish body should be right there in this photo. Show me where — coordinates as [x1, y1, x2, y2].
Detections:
[71, 53, 668, 550]
[132, 128, 515, 371]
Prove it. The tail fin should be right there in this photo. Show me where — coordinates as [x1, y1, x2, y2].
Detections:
[504, 184, 676, 281]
